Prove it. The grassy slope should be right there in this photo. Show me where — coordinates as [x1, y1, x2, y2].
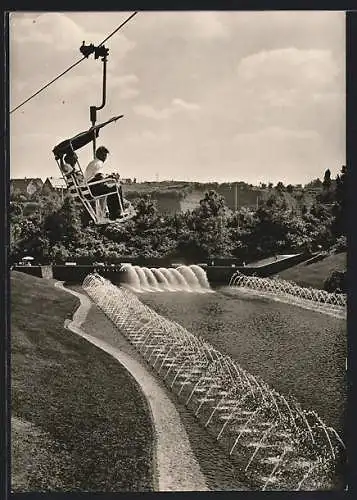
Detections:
[11, 271, 154, 492]
[276, 252, 346, 289]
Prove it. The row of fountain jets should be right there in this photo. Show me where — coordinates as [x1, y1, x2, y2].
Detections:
[120, 264, 213, 293]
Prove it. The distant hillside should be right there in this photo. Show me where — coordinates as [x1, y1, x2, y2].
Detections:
[123, 180, 321, 215]
[275, 252, 346, 290]
[258, 188, 318, 211]
[11, 177, 323, 217]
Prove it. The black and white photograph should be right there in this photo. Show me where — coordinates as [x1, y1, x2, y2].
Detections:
[9, 10, 347, 492]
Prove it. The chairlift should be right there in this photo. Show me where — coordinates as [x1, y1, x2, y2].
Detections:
[52, 41, 137, 226]
[52, 117, 136, 225]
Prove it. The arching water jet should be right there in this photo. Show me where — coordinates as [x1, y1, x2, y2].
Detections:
[142, 267, 163, 292]
[151, 268, 172, 291]
[190, 264, 213, 292]
[177, 265, 204, 292]
[120, 264, 141, 292]
[134, 266, 155, 292]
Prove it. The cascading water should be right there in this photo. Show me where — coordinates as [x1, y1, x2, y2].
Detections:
[134, 266, 153, 292]
[158, 267, 179, 291]
[120, 264, 212, 293]
[168, 268, 192, 292]
[143, 267, 162, 292]
[176, 265, 202, 291]
[120, 264, 141, 292]
[190, 264, 213, 291]
[151, 268, 172, 291]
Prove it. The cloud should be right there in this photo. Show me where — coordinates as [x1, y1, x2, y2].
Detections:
[188, 12, 229, 40]
[10, 12, 136, 59]
[172, 98, 200, 111]
[134, 98, 200, 120]
[229, 126, 325, 183]
[233, 126, 321, 143]
[127, 130, 171, 144]
[11, 13, 96, 50]
[55, 71, 140, 102]
[237, 48, 340, 91]
[109, 74, 140, 100]
[133, 104, 172, 120]
[9, 12, 345, 184]
[10, 12, 138, 113]
[132, 11, 229, 42]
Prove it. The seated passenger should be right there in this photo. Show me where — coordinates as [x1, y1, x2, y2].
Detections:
[84, 146, 125, 220]
[60, 152, 83, 183]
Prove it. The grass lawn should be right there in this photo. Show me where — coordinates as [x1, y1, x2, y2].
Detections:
[276, 252, 346, 289]
[11, 271, 155, 492]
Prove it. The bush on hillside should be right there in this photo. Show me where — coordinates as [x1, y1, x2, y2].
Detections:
[323, 270, 346, 294]
[331, 236, 347, 254]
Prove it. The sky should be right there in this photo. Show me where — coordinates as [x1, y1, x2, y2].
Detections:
[10, 11, 345, 184]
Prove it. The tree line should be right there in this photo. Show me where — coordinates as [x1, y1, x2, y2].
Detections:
[10, 166, 347, 270]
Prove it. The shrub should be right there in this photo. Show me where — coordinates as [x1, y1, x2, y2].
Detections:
[323, 270, 346, 294]
[331, 236, 347, 254]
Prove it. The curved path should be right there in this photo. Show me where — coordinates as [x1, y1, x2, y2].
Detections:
[54, 281, 208, 492]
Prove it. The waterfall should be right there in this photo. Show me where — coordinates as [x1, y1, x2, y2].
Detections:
[158, 267, 179, 290]
[151, 268, 172, 291]
[176, 265, 201, 290]
[120, 264, 212, 293]
[142, 267, 163, 292]
[189, 264, 213, 292]
[134, 266, 154, 292]
[120, 264, 141, 292]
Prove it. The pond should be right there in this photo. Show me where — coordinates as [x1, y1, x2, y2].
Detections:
[140, 287, 347, 433]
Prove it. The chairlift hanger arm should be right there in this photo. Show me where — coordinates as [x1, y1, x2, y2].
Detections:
[80, 42, 109, 124]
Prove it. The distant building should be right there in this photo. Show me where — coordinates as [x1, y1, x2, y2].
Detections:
[42, 177, 67, 196]
[10, 178, 43, 196]
[304, 186, 323, 196]
[120, 178, 133, 185]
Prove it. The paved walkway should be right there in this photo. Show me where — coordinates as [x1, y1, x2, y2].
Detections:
[54, 281, 208, 492]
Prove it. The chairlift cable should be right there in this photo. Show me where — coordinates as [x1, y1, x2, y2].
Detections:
[98, 11, 138, 47]
[10, 58, 86, 114]
[10, 11, 138, 115]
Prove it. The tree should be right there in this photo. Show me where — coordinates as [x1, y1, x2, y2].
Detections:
[322, 169, 332, 191]
[305, 178, 323, 189]
[324, 270, 346, 293]
[331, 165, 347, 238]
[175, 190, 232, 260]
[43, 196, 83, 251]
[227, 208, 255, 261]
[196, 190, 227, 218]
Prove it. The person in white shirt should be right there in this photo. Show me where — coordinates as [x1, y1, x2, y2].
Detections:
[84, 145, 109, 182]
[85, 146, 124, 220]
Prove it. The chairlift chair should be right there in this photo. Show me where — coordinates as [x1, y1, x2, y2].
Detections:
[52, 116, 136, 225]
